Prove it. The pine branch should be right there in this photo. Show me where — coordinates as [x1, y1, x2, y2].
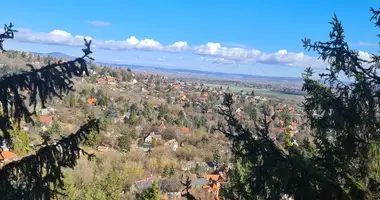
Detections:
[0, 22, 17, 52]
[0, 118, 99, 200]
[0, 23, 101, 200]
[0, 36, 93, 139]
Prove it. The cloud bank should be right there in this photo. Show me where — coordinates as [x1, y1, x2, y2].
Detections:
[13, 28, 371, 68]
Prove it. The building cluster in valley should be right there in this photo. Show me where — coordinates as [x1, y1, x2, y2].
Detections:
[0, 61, 305, 199]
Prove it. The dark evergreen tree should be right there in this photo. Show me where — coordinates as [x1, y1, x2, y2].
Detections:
[181, 176, 196, 200]
[0, 23, 100, 199]
[218, 8, 380, 200]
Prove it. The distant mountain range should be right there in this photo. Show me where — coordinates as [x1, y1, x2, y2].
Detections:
[29, 52, 304, 84]
[30, 52, 77, 60]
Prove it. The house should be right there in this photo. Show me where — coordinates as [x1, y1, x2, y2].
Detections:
[172, 142, 178, 151]
[130, 176, 155, 194]
[97, 146, 109, 152]
[159, 122, 166, 130]
[144, 133, 154, 143]
[290, 122, 297, 130]
[20, 120, 30, 131]
[144, 132, 162, 143]
[203, 91, 209, 96]
[87, 98, 97, 105]
[130, 78, 138, 84]
[179, 127, 190, 134]
[153, 105, 160, 111]
[202, 179, 221, 197]
[39, 116, 53, 126]
[288, 105, 295, 112]
[0, 150, 17, 166]
[39, 116, 53, 131]
[202, 170, 229, 198]
[179, 93, 186, 98]
[172, 84, 180, 89]
[278, 120, 284, 128]
[199, 97, 208, 102]
[96, 78, 105, 84]
[235, 106, 244, 113]
[106, 76, 115, 82]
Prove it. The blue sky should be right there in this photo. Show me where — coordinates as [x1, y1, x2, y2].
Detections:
[2, 0, 379, 77]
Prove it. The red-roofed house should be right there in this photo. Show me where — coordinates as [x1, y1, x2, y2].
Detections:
[199, 97, 208, 102]
[0, 150, 17, 165]
[106, 76, 115, 82]
[39, 116, 53, 126]
[279, 120, 285, 128]
[179, 127, 190, 134]
[172, 84, 180, 89]
[96, 78, 105, 84]
[159, 122, 166, 129]
[87, 98, 97, 105]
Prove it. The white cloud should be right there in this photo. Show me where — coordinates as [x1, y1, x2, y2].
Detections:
[75, 35, 92, 41]
[358, 50, 371, 61]
[166, 41, 188, 52]
[194, 42, 325, 68]
[12, 28, 373, 68]
[50, 30, 72, 37]
[89, 21, 111, 27]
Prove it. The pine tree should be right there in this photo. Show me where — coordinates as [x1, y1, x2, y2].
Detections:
[217, 8, 380, 200]
[194, 163, 201, 175]
[163, 165, 169, 177]
[141, 180, 160, 200]
[181, 176, 196, 200]
[50, 119, 62, 137]
[169, 165, 175, 177]
[117, 134, 131, 151]
[212, 150, 221, 168]
[0, 23, 100, 199]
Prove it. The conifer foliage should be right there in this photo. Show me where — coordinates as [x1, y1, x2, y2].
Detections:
[218, 8, 380, 200]
[0, 23, 99, 199]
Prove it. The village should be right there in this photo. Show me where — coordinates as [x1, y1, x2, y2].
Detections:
[0, 54, 305, 199]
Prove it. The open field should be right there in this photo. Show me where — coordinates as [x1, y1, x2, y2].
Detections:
[204, 83, 304, 98]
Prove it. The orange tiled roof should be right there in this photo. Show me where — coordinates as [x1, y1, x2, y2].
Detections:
[159, 122, 166, 129]
[87, 98, 97, 105]
[96, 78, 105, 83]
[179, 127, 190, 133]
[39, 116, 53, 124]
[206, 174, 220, 181]
[0, 150, 17, 160]
[106, 76, 115, 81]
